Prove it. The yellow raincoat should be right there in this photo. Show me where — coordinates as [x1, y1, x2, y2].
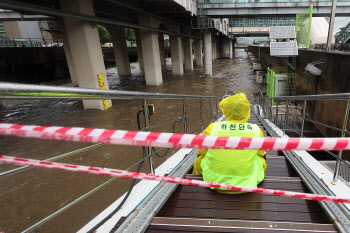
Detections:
[193, 93, 267, 193]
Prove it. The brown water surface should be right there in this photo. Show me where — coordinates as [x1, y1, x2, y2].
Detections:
[0, 49, 266, 232]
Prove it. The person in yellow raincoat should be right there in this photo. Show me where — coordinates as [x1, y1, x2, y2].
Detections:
[193, 93, 267, 194]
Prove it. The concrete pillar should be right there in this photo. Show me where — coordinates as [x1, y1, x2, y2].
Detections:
[169, 32, 184, 75]
[194, 38, 203, 67]
[58, 20, 78, 86]
[60, 0, 111, 110]
[158, 34, 166, 69]
[183, 37, 193, 71]
[229, 40, 233, 59]
[204, 32, 212, 76]
[138, 15, 163, 85]
[135, 29, 144, 72]
[109, 26, 131, 76]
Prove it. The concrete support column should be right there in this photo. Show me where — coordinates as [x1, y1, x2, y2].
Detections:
[138, 15, 163, 85]
[135, 29, 144, 72]
[58, 20, 78, 86]
[109, 26, 131, 76]
[183, 37, 193, 71]
[194, 38, 203, 67]
[204, 32, 212, 76]
[158, 34, 166, 69]
[60, 0, 111, 110]
[229, 40, 233, 59]
[169, 30, 184, 75]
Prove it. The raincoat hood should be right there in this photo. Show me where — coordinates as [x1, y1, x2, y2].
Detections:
[219, 93, 250, 123]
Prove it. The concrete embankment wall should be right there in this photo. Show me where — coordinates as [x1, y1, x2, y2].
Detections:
[248, 46, 350, 138]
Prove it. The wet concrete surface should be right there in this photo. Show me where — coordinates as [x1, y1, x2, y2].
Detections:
[0, 49, 266, 232]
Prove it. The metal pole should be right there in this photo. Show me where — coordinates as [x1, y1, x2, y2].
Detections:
[275, 100, 279, 125]
[300, 100, 307, 137]
[270, 99, 273, 121]
[326, 0, 337, 51]
[216, 97, 219, 118]
[209, 98, 213, 123]
[142, 99, 155, 175]
[284, 99, 289, 135]
[200, 98, 204, 132]
[182, 99, 187, 133]
[306, 5, 313, 49]
[332, 99, 350, 184]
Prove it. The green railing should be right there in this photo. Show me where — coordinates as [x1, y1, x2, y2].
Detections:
[266, 68, 275, 104]
[295, 6, 313, 49]
[267, 67, 295, 105]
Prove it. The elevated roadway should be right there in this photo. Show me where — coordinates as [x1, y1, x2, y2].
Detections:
[202, 1, 350, 17]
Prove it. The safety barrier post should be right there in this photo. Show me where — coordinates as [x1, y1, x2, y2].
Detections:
[300, 100, 307, 137]
[182, 98, 188, 133]
[284, 99, 289, 135]
[200, 98, 204, 132]
[143, 98, 155, 174]
[333, 99, 350, 184]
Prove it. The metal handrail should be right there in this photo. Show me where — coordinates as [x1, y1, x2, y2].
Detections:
[258, 90, 350, 185]
[264, 92, 350, 101]
[0, 83, 218, 100]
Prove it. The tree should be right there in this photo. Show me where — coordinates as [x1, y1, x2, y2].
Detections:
[124, 28, 135, 41]
[97, 25, 111, 44]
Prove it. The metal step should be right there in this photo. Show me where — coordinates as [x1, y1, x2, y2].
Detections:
[148, 217, 337, 232]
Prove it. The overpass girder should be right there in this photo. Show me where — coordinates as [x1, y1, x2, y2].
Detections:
[202, 2, 350, 17]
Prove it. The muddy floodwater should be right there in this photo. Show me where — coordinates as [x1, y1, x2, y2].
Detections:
[0, 49, 266, 232]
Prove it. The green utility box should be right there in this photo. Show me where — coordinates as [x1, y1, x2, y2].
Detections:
[267, 67, 297, 105]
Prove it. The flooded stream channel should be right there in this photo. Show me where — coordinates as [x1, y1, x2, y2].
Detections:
[0, 49, 266, 232]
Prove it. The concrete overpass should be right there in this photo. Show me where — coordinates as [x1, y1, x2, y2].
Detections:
[0, 9, 52, 21]
[201, 1, 350, 17]
[0, 0, 233, 110]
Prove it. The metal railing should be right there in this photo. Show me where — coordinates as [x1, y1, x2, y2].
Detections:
[314, 43, 350, 52]
[191, 16, 221, 30]
[257, 91, 350, 184]
[0, 82, 223, 232]
[0, 37, 63, 48]
[204, 0, 350, 3]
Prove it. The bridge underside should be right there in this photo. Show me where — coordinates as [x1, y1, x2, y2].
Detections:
[203, 2, 350, 17]
[0, 0, 194, 27]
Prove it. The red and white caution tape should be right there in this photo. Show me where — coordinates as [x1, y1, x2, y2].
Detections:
[0, 123, 349, 151]
[1, 154, 350, 204]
